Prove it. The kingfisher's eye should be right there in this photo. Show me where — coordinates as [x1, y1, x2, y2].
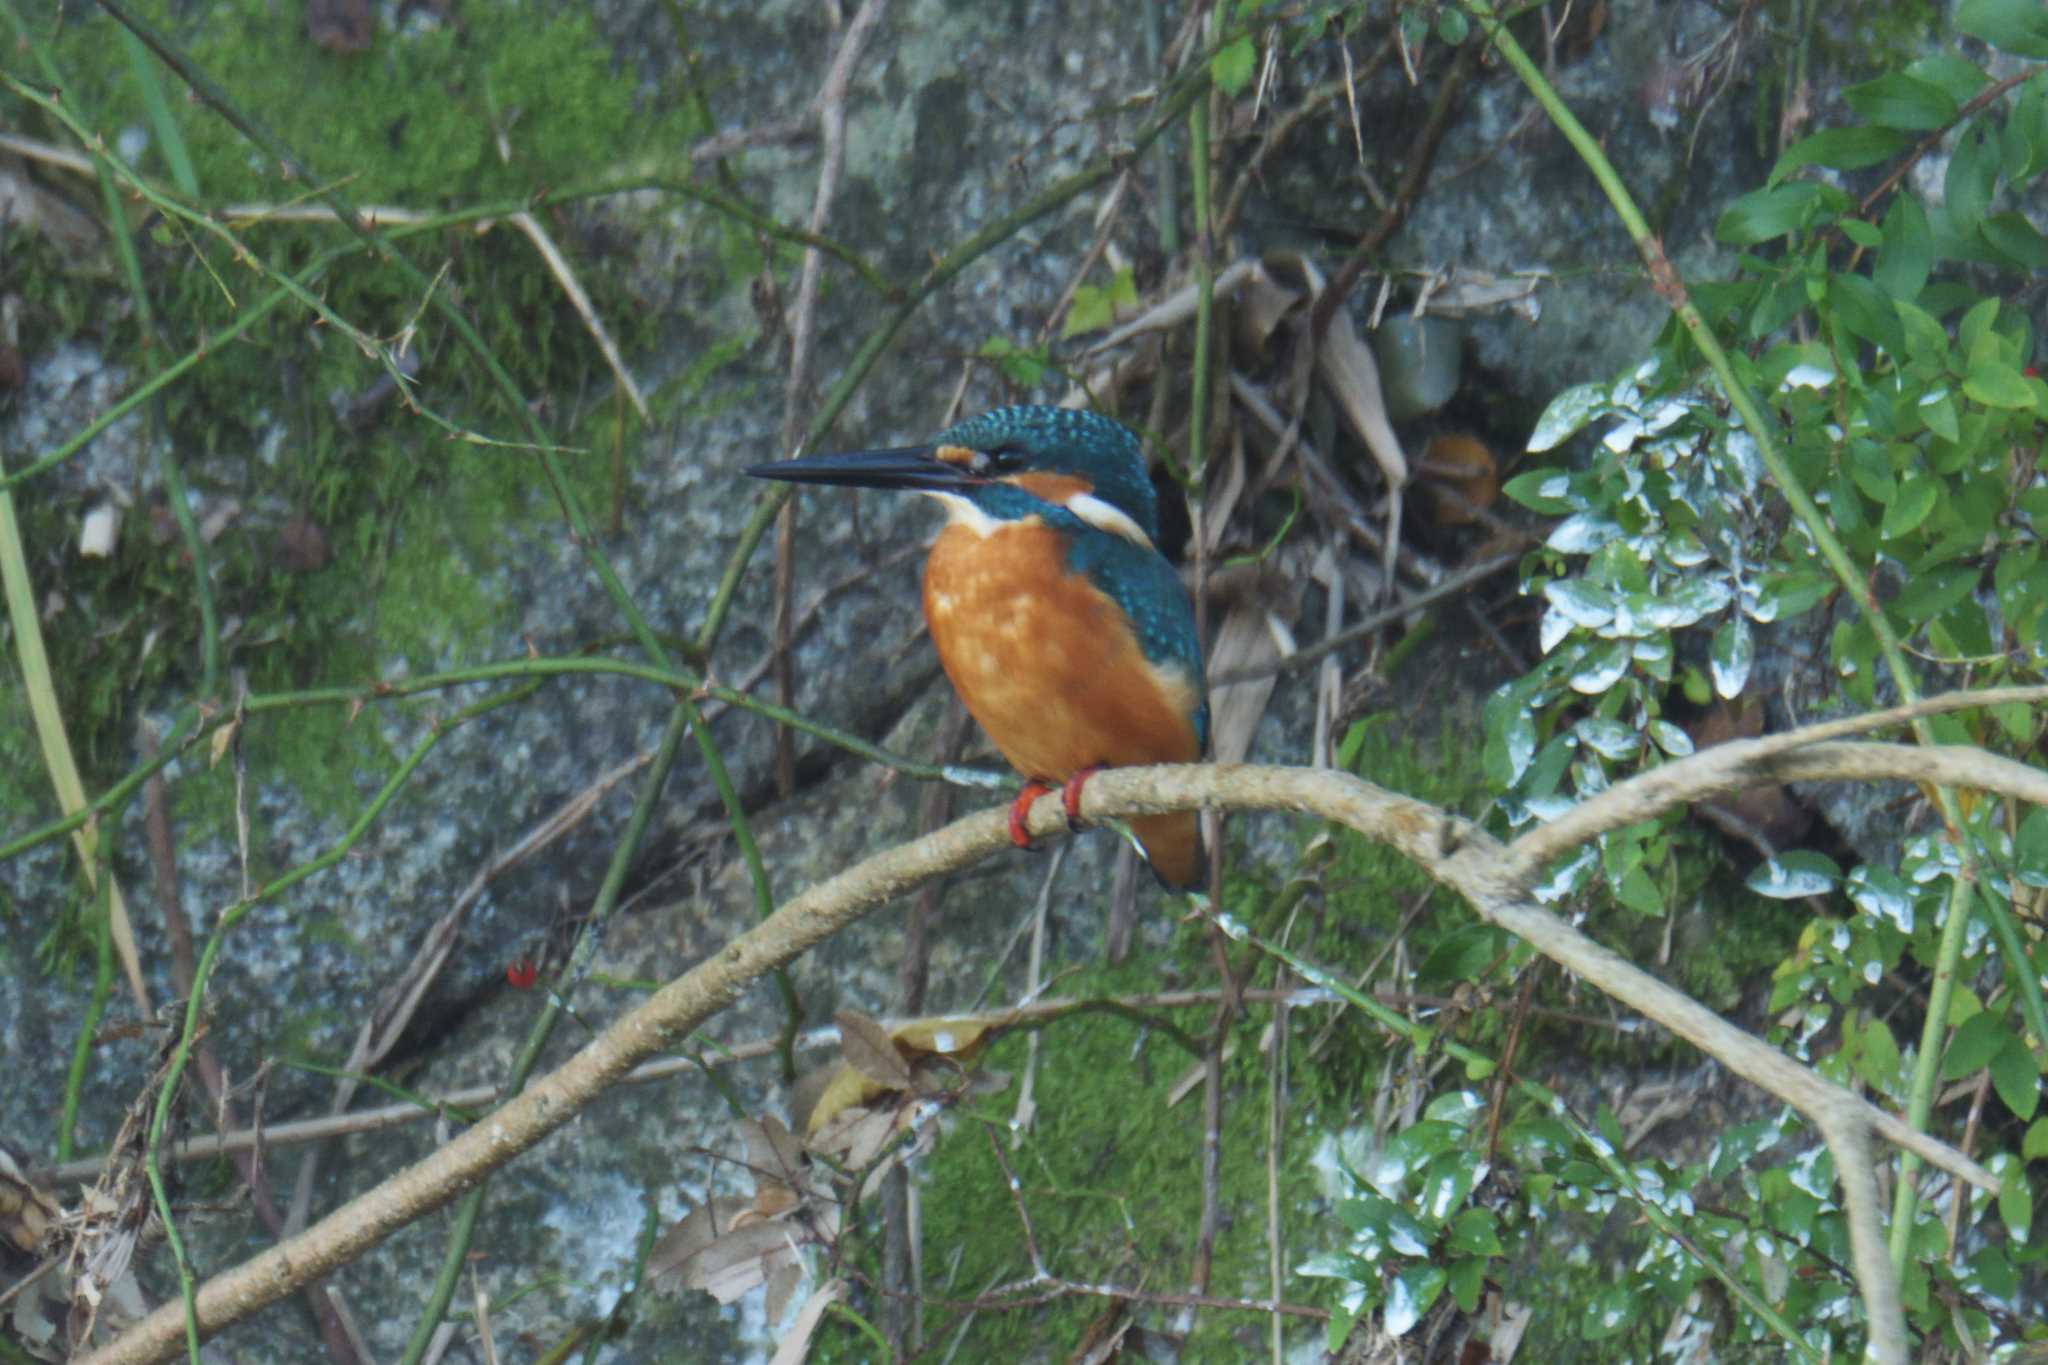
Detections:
[984, 442, 1027, 472]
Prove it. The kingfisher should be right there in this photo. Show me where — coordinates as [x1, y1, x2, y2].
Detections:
[747, 405, 1209, 888]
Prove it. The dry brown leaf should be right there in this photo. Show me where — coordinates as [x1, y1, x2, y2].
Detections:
[834, 1010, 912, 1090]
[1315, 305, 1407, 491]
[741, 1115, 806, 1193]
[0, 1146, 57, 1255]
[208, 716, 239, 768]
[1203, 573, 1297, 767]
[649, 1202, 799, 1306]
[804, 1064, 885, 1138]
[1197, 436, 1248, 556]
[769, 1279, 847, 1365]
[763, 1258, 805, 1327]
[649, 1195, 750, 1284]
[1234, 263, 1302, 354]
[1082, 258, 1261, 357]
[1413, 266, 1545, 323]
[810, 1103, 898, 1171]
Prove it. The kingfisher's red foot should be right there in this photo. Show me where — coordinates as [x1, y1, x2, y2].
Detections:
[1009, 781, 1054, 849]
[1059, 765, 1105, 831]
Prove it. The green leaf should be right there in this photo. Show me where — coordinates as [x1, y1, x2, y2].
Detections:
[1526, 382, 1610, 452]
[1717, 183, 1826, 245]
[1857, 1015, 1903, 1091]
[1448, 1256, 1486, 1312]
[1964, 357, 2036, 408]
[2023, 1116, 2048, 1159]
[1991, 1037, 2041, 1119]
[1908, 54, 1992, 107]
[1982, 212, 2048, 269]
[1210, 34, 1258, 96]
[1748, 850, 1842, 898]
[1879, 478, 1938, 539]
[2007, 71, 2048, 181]
[1829, 273, 1903, 353]
[1958, 296, 2001, 353]
[1502, 469, 1575, 515]
[1846, 441, 1897, 504]
[1942, 1010, 2014, 1079]
[1615, 865, 1664, 916]
[976, 336, 1047, 387]
[2020, 807, 2048, 885]
[1998, 1155, 2034, 1240]
[1958, 0, 2048, 56]
[1875, 195, 1932, 302]
[1581, 1283, 1641, 1341]
[1844, 72, 1959, 130]
[1893, 564, 1978, 622]
[1771, 126, 1910, 182]
[1417, 923, 1509, 985]
[1946, 121, 2000, 236]
[1757, 568, 1835, 620]
[1446, 1208, 1503, 1258]
[1386, 1263, 1447, 1336]
[1061, 265, 1139, 338]
[1918, 388, 1960, 442]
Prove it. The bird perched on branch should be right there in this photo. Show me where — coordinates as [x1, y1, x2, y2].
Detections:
[748, 405, 1209, 887]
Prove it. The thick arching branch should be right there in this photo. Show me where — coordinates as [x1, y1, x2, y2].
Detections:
[83, 748, 2018, 1364]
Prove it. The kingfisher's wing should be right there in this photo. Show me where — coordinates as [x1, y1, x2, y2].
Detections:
[1058, 516, 1209, 755]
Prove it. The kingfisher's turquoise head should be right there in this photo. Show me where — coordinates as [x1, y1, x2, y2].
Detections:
[745, 405, 1162, 548]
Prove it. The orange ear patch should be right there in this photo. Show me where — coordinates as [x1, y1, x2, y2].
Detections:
[1005, 472, 1093, 505]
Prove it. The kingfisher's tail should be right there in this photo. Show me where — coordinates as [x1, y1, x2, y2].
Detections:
[1132, 810, 1203, 890]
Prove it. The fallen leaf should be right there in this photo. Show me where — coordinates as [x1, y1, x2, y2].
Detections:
[835, 1010, 912, 1089]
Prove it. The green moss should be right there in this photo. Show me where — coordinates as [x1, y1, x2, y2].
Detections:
[811, 953, 1322, 1361]
[0, 0, 747, 859]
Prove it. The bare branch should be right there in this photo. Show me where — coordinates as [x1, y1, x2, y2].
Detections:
[79, 737, 2020, 1363]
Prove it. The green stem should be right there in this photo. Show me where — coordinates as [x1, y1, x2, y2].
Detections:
[0, 654, 1008, 865]
[58, 824, 120, 1163]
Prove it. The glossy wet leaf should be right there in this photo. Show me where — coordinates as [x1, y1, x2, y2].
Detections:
[1710, 615, 1753, 697]
[1845, 865, 1914, 931]
[1568, 640, 1631, 694]
[1527, 383, 1608, 452]
[1548, 512, 1624, 554]
[1747, 850, 1841, 898]
[1383, 1262, 1447, 1337]
[1574, 716, 1639, 760]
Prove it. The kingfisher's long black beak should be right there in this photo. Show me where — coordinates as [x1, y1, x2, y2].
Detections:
[744, 446, 985, 493]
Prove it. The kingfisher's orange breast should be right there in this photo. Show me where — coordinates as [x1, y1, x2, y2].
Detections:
[922, 519, 1202, 784]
